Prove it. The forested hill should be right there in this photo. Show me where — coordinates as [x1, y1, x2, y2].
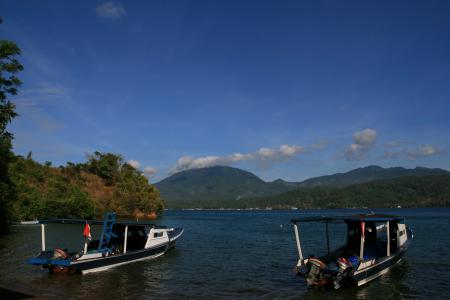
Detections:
[156, 165, 450, 208]
[9, 152, 163, 220]
[166, 175, 450, 209]
[155, 166, 297, 207]
[242, 175, 450, 209]
[297, 165, 449, 188]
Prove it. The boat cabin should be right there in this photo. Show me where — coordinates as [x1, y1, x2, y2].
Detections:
[85, 224, 168, 253]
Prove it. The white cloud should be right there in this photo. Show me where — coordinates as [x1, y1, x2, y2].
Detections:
[127, 160, 140, 169]
[383, 145, 442, 160]
[345, 128, 377, 160]
[258, 147, 276, 158]
[170, 144, 307, 173]
[280, 144, 304, 156]
[406, 145, 439, 159]
[229, 153, 252, 162]
[353, 128, 377, 146]
[96, 2, 126, 19]
[143, 167, 157, 178]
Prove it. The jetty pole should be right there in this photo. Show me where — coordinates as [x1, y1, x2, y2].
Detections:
[41, 224, 46, 251]
[293, 223, 304, 265]
[124, 225, 128, 253]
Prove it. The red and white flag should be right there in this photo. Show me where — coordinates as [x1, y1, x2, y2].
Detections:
[83, 223, 91, 240]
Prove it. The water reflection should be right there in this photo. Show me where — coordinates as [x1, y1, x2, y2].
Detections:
[0, 209, 449, 299]
[298, 261, 414, 300]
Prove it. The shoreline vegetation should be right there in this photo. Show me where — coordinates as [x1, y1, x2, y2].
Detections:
[9, 152, 164, 222]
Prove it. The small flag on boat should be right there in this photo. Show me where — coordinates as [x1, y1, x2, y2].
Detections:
[83, 222, 91, 240]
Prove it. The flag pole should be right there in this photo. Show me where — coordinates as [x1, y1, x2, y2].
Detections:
[83, 222, 91, 254]
[84, 237, 88, 254]
[359, 219, 365, 260]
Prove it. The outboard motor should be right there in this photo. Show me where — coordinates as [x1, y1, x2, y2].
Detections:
[305, 257, 328, 286]
[53, 248, 69, 259]
[333, 257, 353, 290]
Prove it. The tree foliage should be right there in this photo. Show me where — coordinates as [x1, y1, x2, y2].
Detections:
[8, 152, 164, 220]
[85, 151, 123, 185]
[0, 19, 24, 232]
[83, 152, 164, 215]
[9, 155, 95, 220]
[114, 164, 163, 216]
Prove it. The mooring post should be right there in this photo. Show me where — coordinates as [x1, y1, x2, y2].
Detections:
[124, 225, 128, 254]
[386, 221, 390, 256]
[41, 224, 46, 251]
[294, 223, 304, 266]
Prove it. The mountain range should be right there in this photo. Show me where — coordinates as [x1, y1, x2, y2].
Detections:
[155, 165, 450, 208]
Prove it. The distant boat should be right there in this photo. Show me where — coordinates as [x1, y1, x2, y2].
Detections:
[27, 212, 183, 274]
[292, 214, 413, 289]
[20, 219, 38, 225]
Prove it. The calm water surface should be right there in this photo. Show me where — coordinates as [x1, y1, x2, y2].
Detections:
[1, 208, 449, 299]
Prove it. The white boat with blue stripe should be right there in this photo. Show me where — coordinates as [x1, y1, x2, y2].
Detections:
[292, 214, 413, 289]
[27, 212, 183, 274]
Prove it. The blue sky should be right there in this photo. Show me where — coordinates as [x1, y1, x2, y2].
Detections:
[1, 0, 450, 182]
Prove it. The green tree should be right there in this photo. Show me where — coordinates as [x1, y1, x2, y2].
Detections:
[114, 164, 163, 216]
[86, 151, 123, 185]
[0, 18, 24, 232]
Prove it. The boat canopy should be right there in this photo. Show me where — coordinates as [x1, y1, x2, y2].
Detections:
[291, 214, 405, 224]
[38, 218, 164, 227]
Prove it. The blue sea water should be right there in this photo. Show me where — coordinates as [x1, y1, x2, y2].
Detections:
[0, 208, 449, 299]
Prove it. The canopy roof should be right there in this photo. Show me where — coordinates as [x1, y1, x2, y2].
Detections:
[291, 214, 405, 224]
[38, 218, 162, 227]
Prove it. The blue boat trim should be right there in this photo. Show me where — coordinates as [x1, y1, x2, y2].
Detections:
[27, 257, 71, 267]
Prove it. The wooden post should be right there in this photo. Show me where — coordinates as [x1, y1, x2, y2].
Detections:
[124, 225, 128, 254]
[294, 223, 304, 266]
[41, 224, 46, 251]
[386, 221, 390, 256]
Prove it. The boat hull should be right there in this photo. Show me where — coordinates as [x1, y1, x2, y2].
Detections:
[352, 227, 412, 286]
[296, 225, 413, 290]
[352, 251, 405, 286]
[76, 244, 169, 274]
